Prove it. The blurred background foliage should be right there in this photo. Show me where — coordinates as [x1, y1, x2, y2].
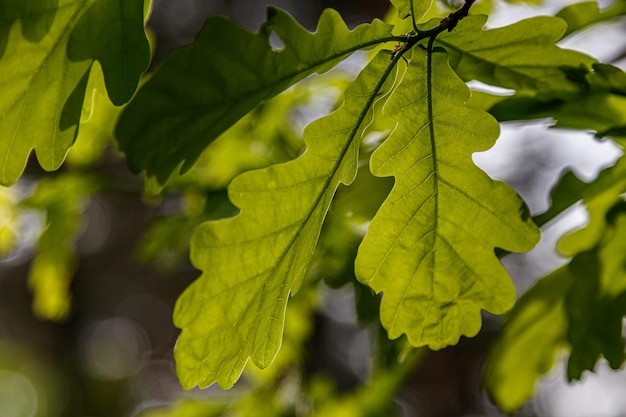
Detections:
[1, 0, 626, 416]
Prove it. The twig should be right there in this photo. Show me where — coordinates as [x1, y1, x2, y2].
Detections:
[390, 0, 477, 61]
[440, 0, 476, 32]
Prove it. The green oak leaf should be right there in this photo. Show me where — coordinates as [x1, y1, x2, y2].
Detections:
[0, 0, 149, 185]
[557, 156, 626, 256]
[491, 94, 626, 137]
[390, 0, 412, 19]
[116, 7, 395, 185]
[484, 267, 572, 413]
[67, 0, 150, 105]
[587, 63, 626, 95]
[436, 15, 595, 94]
[390, 0, 433, 22]
[486, 203, 626, 412]
[487, 154, 626, 411]
[355, 47, 539, 349]
[534, 155, 626, 227]
[486, 64, 626, 143]
[557, 0, 626, 38]
[540, 157, 626, 377]
[173, 52, 398, 389]
[565, 212, 626, 380]
[67, 62, 123, 167]
[311, 165, 393, 290]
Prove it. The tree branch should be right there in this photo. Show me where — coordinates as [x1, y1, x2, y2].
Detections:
[391, 0, 477, 60]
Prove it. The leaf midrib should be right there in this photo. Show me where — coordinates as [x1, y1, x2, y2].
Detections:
[248, 56, 400, 365]
[172, 37, 397, 115]
[1, 0, 88, 182]
[435, 37, 565, 89]
[426, 39, 439, 322]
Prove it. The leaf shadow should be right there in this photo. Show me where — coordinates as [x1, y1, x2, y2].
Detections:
[0, 0, 60, 58]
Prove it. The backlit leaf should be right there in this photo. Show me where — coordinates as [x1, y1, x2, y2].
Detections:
[390, 0, 433, 22]
[484, 267, 571, 414]
[486, 204, 626, 411]
[116, 8, 395, 184]
[436, 15, 595, 94]
[487, 64, 626, 149]
[557, 156, 626, 256]
[173, 52, 398, 389]
[565, 213, 626, 380]
[67, 63, 122, 167]
[0, 0, 149, 185]
[557, 0, 626, 38]
[488, 156, 626, 411]
[534, 155, 626, 227]
[355, 47, 539, 349]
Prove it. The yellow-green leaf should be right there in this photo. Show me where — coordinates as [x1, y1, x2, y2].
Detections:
[557, 156, 626, 256]
[116, 8, 395, 185]
[557, 0, 626, 38]
[173, 52, 398, 389]
[484, 267, 571, 413]
[390, 0, 433, 22]
[436, 15, 595, 94]
[355, 46, 539, 349]
[486, 203, 626, 411]
[0, 0, 149, 185]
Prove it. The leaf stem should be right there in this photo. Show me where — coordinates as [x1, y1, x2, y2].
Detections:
[411, 0, 476, 45]
[388, 0, 476, 62]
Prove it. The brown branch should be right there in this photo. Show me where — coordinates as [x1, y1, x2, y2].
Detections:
[389, 0, 477, 61]
[440, 0, 476, 32]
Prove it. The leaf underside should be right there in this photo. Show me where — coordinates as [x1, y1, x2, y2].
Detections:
[553, 156, 626, 256]
[534, 154, 626, 228]
[558, 191, 626, 376]
[173, 52, 397, 390]
[115, 7, 394, 185]
[391, 0, 433, 22]
[436, 15, 596, 94]
[489, 63, 626, 147]
[0, 0, 149, 185]
[484, 267, 571, 413]
[486, 154, 626, 411]
[557, 0, 626, 38]
[486, 202, 626, 412]
[355, 46, 539, 349]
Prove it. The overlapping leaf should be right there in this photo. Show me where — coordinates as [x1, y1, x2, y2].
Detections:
[489, 92, 626, 137]
[355, 47, 539, 349]
[486, 203, 626, 412]
[390, 0, 432, 22]
[557, 0, 626, 37]
[116, 8, 395, 184]
[487, 157, 626, 412]
[0, 0, 149, 185]
[557, 155, 626, 256]
[173, 52, 397, 389]
[489, 63, 626, 145]
[484, 267, 571, 414]
[534, 155, 626, 229]
[436, 15, 595, 94]
[565, 216, 626, 380]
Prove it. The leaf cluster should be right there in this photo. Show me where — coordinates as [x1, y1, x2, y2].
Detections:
[1, 0, 626, 414]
